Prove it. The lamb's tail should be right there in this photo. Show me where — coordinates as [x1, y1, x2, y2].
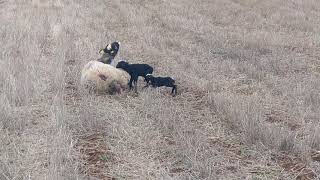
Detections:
[170, 78, 175, 84]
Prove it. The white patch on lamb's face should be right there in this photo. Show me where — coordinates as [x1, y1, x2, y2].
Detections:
[107, 43, 112, 50]
[117, 41, 121, 45]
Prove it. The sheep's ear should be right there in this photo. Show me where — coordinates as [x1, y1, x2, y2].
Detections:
[99, 49, 105, 54]
[106, 43, 112, 50]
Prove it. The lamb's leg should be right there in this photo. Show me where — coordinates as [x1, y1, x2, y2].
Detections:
[134, 85, 138, 93]
[128, 76, 134, 89]
[142, 84, 149, 89]
[133, 76, 139, 93]
[171, 85, 177, 96]
[143, 80, 150, 89]
[143, 77, 149, 86]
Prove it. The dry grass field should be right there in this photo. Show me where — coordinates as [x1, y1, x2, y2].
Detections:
[1, 0, 320, 179]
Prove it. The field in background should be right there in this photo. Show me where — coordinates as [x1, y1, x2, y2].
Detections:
[0, 0, 320, 179]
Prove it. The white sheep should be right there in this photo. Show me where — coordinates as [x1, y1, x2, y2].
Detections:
[80, 60, 130, 94]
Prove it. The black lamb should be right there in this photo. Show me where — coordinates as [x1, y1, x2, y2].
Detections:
[116, 61, 153, 90]
[145, 74, 177, 95]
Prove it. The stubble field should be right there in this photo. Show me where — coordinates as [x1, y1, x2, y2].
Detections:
[0, 0, 320, 179]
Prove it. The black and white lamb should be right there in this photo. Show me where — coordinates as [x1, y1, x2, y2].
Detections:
[98, 41, 120, 65]
[145, 74, 177, 95]
[116, 61, 153, 90]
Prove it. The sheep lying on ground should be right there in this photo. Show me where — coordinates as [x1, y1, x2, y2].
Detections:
[97, 41, 120, 65]
[116, 61, 153, 90]
[144, 74, 177, 96]
[81, 60, 130, 94]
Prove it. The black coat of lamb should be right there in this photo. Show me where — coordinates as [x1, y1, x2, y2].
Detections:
[145, 74, 177, 95]
[116, 61, 153, 89]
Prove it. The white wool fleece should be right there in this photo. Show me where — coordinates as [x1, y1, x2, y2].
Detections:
[81, 61, 130, 94]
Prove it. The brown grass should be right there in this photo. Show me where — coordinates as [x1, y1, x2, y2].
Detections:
[1, 0, 320, 179]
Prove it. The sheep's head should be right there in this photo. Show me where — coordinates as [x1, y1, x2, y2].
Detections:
[109, 80, 126, 94]
[98, 41, 121, 64]
[116, 60, 129, 69]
